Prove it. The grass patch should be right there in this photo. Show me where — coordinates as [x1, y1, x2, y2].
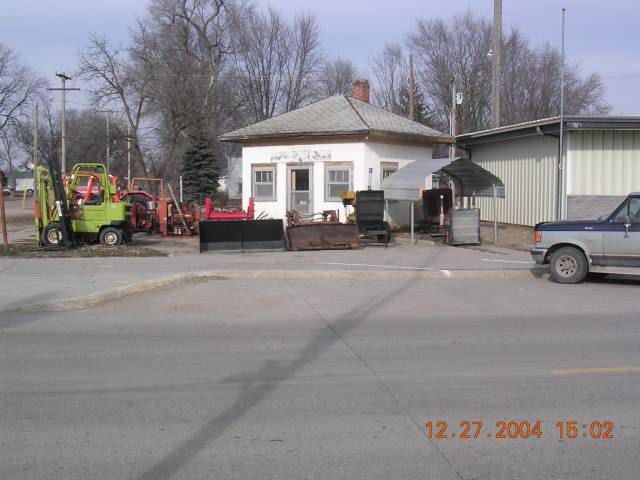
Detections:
[0, 241, 168, 258]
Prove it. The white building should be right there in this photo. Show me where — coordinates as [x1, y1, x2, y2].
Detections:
[219, 81, 452, 224]
[456, 116, 640, 226]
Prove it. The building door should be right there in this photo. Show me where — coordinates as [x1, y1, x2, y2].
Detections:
[288, 166, 312, 215]
[603, 196, 640, 267]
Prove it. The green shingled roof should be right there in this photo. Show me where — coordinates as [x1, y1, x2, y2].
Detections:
[219, 96, 453, 144]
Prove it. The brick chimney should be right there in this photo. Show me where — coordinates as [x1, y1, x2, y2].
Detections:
[351, 79, 370, 103]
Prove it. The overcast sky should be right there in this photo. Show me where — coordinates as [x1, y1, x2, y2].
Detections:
[2, 0, 639, 114]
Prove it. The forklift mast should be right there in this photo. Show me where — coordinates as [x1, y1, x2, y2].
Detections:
[42, 153, 74, 246]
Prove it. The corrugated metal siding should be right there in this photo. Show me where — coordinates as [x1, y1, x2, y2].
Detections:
[570, 130, 640, 196]
[471, 136, 558, 226]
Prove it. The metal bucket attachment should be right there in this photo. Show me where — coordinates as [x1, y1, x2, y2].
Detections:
[286, 223, 360, 251]
[200, 219, 285, 252]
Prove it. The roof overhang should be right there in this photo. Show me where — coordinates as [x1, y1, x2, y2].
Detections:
[456, 116, 640, 147]
[219, 129, 453, 145]
[218, 129, 370, 143]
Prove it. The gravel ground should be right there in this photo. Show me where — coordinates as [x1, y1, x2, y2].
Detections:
[480, 221, 534, 251]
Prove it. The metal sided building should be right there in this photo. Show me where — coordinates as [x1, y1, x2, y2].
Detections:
[456, 116, 640, 226]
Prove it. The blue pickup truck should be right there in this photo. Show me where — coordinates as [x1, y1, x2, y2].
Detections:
[531, 193, 640, 283]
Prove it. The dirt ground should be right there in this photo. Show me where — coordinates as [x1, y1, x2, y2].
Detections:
[2, 197, 534, 257]
[0, 198, 172, 258]
[479, 221, 534, 251]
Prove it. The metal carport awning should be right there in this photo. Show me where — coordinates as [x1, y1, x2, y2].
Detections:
[380, 157, 506, 244]
[438, 158, 505, 198]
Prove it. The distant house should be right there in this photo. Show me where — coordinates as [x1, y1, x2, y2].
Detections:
[219, 80, 452, 224]
[456, 116, 640, 226]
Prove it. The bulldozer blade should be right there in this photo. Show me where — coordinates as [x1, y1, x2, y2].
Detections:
[286, 224, 360, 251]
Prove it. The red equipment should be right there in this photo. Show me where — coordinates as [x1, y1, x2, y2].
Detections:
[121, 177, 200, 236]
[158, 198, 200, 236]
[204, 196, 254, 221]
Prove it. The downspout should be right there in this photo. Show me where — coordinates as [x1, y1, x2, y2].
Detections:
[537, 126, 562, 221]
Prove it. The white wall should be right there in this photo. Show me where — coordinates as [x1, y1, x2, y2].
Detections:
[242, 141, 365, 221]
[241, 140, 433, 224]
[569, 130, 640, 196]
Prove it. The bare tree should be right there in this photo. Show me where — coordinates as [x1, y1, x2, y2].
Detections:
[232, 8, 323, 122]
[126, 0, 242, 180]
[317, 57, 356, 97]
[408, 11, 492, 134]
[407, 10, 610, 134]
[0, 43, 45, 136]
[282, 12, 323, 111]
[13, 101, 60, 171]
[0, 130, 18, 175]
[232, 6, 289, 122]
[78, 34, 152, 176]
[501, 34, 609, 124]
[369, 43, 407, 114]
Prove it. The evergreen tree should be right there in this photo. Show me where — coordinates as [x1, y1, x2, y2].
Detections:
[399, 82, 431, 125]
[180, 122, 219, 204]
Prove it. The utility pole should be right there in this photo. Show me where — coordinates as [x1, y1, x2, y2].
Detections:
[408, 53, 415, 121]
[450, 77, 456, 158]
[127, 124, 131, 189]
[558, 7, 566, 220]
[491, 0, 502, 129]
[48, 73, 80, 174]
[0, 169, 7, 254]
[97, 110, 115, 170]
[33, 104, 39, 166]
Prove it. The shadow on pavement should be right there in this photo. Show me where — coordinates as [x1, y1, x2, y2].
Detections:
[135, 250, 445, 480]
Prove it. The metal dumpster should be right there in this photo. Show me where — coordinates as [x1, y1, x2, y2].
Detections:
[449, 208, 480, 245]
[355, 190, 390, 244]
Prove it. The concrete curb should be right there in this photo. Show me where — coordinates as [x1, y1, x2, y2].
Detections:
[215, 268, 546, 280]
[6, 272, 228, 314]
[4, 267, 547, 313]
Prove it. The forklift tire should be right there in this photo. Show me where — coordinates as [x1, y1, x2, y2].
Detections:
[99, 227, 123, 246]
[42, 223, 63, 247]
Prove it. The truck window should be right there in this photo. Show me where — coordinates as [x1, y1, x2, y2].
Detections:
[612, 198, 640, 223]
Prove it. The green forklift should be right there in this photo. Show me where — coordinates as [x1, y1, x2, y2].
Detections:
[35, 162, 132, 247]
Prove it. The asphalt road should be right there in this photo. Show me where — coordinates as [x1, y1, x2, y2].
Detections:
[1, 274, 640, 479]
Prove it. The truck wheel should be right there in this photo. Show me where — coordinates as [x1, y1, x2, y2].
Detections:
[42, 222, 62, 246]
[99, 227, 123, 246]
[550, 247, 588, 284]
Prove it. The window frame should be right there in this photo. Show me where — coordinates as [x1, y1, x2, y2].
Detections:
[324, 164, 353, 202]
[380, 161, 399, 182]
[251, 165, 276, 201]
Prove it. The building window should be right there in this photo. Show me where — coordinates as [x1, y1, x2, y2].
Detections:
[380, 161, 399, 182]
[252, 167, 276, 201]
[325, 166, 352, 201]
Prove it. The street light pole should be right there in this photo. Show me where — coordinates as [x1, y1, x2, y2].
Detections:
[450, 77, 456, 158]
[559, 8, 567, 220]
